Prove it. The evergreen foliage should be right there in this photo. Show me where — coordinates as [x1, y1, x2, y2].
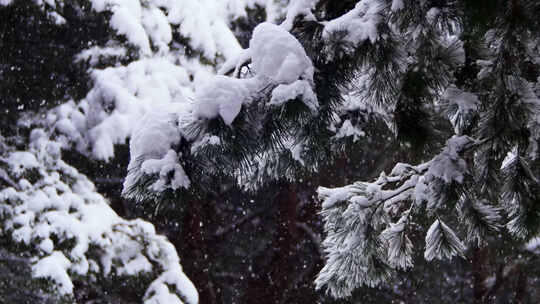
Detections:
[122, 0, 540, 300]
[4, 0, 540, 302]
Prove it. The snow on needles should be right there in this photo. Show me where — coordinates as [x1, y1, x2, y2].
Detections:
[91, 0, 243, 58]
[194, 22, 318, 124]
[124, 103, 192, 195]
[194, 76, 258, 125]
[323, 0, 383, 45]
[48, 0, 247, 162]
[0, 131, 198, 304]
[280, 0, 317, 30]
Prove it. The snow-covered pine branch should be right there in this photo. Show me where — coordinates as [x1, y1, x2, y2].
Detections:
[123, 20, 321, 197]
[424, 219, 466, 261]
[315, 135, 490, 297]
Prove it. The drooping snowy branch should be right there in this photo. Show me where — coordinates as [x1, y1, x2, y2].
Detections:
[124, 21, 320, 196]
[316, 135, 482, 297]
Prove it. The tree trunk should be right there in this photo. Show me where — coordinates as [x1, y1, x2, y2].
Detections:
[472, 246, 489, 304]
[176, 200, 217, 304]
[242, 182, 300, 304]
[514, 265, 527, 304]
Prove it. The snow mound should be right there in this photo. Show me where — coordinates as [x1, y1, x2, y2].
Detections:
[251, 22, 314, 84]
[194, 76, 258, 125]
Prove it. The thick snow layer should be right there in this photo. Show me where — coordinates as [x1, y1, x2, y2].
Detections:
[6, 151, 39, 176]
[194, 76, 258, 125]
[323, 0, 383, 45]
[193, 22, 317, 126]
[33, 251, 73, 294]
[0, 132, 198, 304]
[141, 150, 191, 191]
[251, 22, 314, 84]
[50, 57, 193, 161]
[269, 80, 319, 114]
[158, 0, 254, 59]
[87, 0, 242, 58]
[124, 102, 192, 195]
[48, 0, 253, 162]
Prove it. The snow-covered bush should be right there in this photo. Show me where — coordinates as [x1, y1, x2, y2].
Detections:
[0, 130, 197, 303]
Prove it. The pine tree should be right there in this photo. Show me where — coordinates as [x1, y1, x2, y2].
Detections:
[0, 0, 268, 302]
[122, 0, 540, 301]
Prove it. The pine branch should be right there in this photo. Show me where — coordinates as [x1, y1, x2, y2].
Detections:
[424, 219, 466, 261]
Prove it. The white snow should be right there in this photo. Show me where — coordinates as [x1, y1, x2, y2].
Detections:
[501, 148, 518, 170]
[75, 46, 127, 66]
[425, 136, 473, 184]
[380, 212, 413, 269]
[193, 22, 317, 126]
[269, 80, 319, 114]
[194, 75, 257, 125]
[334, 119, 365, 141]
[218, 48, 252, 77]
[289, 141, 305, 166]
[424, 219, 466, 261]
[89, 0, 242, 58]
[39, 238, 54, 254]
[391, 0, 404, 11]
[1, 132, 198, 303]
[250, 22, 314, 84]
[191, 134, 221, 154]
[48, 11, 66, 25]
[33, 251, 73, 294]
[109, 3, 152, 55]
[318, 183, 367, 210]
[51, 57, 193, 161]
[526, 237, 540, 254]
[426, 7, 440, 24]
[323, 0, 383, 45]
[280, 0, 317, 31]
[141, 150, 191, 191]
[46, 0, 251, 164]
[6, 151, 39, 176]
[124, 103, 192, 195]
